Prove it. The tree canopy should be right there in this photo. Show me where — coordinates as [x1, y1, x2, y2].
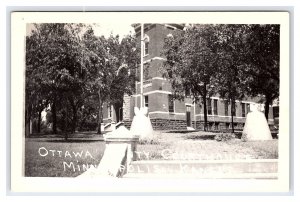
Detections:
[25, 23, 139, 137]
[161, 25, 219, 131]
[162, 24, 279, 132]
[245, 24, 280, 119]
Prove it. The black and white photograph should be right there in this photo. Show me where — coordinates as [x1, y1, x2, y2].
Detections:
[10, 11, 290, 193]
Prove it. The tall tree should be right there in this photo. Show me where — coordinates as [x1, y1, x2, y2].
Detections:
[109, 35, 139, 122]
[26, 28, 49, 136]
[244, 24, 280, 120]
[83, 30, 118, 134]
[161, 25, 219, 131]
[214, 24, 251, 133]
[26, 23, 90, 138]
[83, 29, 139, 133]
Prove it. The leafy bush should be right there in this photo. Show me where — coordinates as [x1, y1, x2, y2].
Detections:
[41, 127, 54, 135]
[214, 133, 236, 142]
[138, 137, 160, 145]
[78, 121, 98, 131]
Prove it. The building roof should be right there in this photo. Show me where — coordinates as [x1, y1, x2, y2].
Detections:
[132, 23, 185, 34]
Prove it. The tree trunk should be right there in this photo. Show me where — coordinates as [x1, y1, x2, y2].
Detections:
[69, 98, 77, 134]
[25, 105, 32, 137]
[72, 107, 77, 134]
[63, 102, 69, 141]
[264, 95, 271, 121]
[25, 120, 30, 137]
[203, 86, 208, 131]
[52, 98, 57, 134]
[97, 90, 103, 134]
[231, 100, 235, 133]
[203, 101, 208, 131]
[61, 96, 70, 141]
[63, 111, 68, 141]
[37, 109, 42, 133]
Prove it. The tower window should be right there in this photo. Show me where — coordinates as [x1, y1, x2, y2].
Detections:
[144, 41, 149, 55]
[108, 105, 112, 118]
[144, 95, 149, 108]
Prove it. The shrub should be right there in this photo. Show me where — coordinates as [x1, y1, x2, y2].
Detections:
[138, 137, 160, 145]
[41, 127, 53, 135]
[214, 133, 236, 142]
[78, 121, 98, 131]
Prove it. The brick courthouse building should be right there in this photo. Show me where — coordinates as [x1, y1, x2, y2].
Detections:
[103, 24, 279, 131]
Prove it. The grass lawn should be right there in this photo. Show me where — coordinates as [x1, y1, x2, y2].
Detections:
[136, 131, 278, 160]
[25, 131, 278, 177]
[25, 134, 105, 177]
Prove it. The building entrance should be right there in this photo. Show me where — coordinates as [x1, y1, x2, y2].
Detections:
[186, 105, 191, 127]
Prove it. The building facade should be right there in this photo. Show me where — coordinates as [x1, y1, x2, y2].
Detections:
[103, 23, 278, 131]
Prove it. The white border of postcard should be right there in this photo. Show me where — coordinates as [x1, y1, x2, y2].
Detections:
[11, 11, 290, 193]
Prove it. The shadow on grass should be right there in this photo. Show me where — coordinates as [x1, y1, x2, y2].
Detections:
[27, 132, 105, 142]
[234, 132, 278, 139]
[166, 130, 200, 134]
[184, 134, 216, 140]
[27, 134, 63, 138]
[32, 139, 104, 143]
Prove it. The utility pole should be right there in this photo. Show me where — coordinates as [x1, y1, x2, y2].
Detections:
[140, 23, 144, 108]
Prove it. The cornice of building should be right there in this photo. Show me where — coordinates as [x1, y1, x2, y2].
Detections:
[132, 23, 185, 34]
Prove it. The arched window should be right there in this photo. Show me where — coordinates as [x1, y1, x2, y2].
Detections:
[144, 34, 150, 56]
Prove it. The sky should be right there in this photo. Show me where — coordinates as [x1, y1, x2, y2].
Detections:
[92, 23, 135, 38]
[26, 23, 135, 38]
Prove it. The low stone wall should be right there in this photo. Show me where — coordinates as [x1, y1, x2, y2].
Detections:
[151, 119, 187, 130]
[121, 119, 274, 133]
[124, 118, 187, 130]
[192, 121, 244, 132]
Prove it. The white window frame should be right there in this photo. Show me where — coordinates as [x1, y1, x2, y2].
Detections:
[143, 34, 150, 57]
